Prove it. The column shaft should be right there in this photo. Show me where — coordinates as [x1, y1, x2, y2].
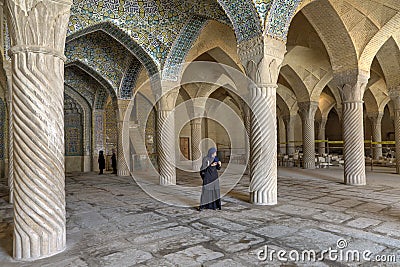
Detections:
[343, 101, 366, 185]
[298, 102, 318, 169]
[157, 109, 176, 185]
[249, 85, 277, 205]
[317, 117, 327, 155]
[117, 120, 130, 176]
[283, 115, 295, 155]
[11, 51, 66, 260]
[190, 118, 202, 171]
[395, 110, 400, 174]
[368, 113, 383, 160]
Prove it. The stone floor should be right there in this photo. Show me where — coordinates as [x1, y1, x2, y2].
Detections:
[1, 166, 400, 266]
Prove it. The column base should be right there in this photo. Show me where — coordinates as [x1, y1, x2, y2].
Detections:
[160, 176, 176, 185]
[14, 245, 66, 262]
[250, 191, 277, 205]
[117, 170, 130, 177]
[83, 156, 91, 172]
[192, 162, 202, 172]
[303, 163, 315, 169]
[345, 174, 366, 185]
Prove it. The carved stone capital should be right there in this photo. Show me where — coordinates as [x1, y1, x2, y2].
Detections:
[6, 0, 72, 54]
[298, 101, 319, 121]
[157, 88, 179, 111]
[388, 88, 400, 110]
[367, 112, 384, 125]
[333, 70, 370, 102]
[239, 35, 286, 85]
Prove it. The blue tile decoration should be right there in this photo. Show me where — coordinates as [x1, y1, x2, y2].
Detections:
[64, 94, 83, 156]
[65, 66, 97, 107]
[105, 101, 118, 155]
[217, 0, 262, 42]
[252, 0, 272, 27]
[162, 16, 207, 81]
[65, 61, 118, 109]
[265, 0, 302, 41]
[120, 58, 143, 99]
[68, 0, 230, 65]
[65, 30, 132, 90]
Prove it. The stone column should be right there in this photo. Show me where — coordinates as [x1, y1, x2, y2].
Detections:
[238, 36, 286, 205]
[389, 90, 400, 174]
[157, 89, 178, 185]
[317, 116, 328, 155]
[298, 102, 318, 169]
[339, 73, 369, 185]
[92, 109, 104, 172]
[6, 0, 72, 260]
[367, 112, 383, 160]
[282, 114, 296, 155]
[242, 99, 251, 175]
[117, 100, 130, 176]
[4, 65, 13, 203]
[190, 118, 202, 171]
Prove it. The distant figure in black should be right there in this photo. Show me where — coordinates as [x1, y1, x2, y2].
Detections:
[111, 149, 117, 174]
[199, 147, 221, 211]
[98, 150, 105, 175]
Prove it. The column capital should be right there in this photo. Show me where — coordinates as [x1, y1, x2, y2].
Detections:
[333, 70, 369, 102]
[389, 89, 400, 109]
[157, 88, 179, 111]
[298, 101, 319, 121]
[367, 111, 384, 124]
[239, 35, 286, 86]
[6, 0, 72, 55]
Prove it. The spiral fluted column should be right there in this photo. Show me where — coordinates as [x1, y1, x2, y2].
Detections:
[6, 0, 72, 260]
[117, 120, 130, 176]
[117, 100, 130, 176]
[157, 109, 176, 185]
[249, 85, 277, 205]
[5, 67, 14, 203]
[298, 102, 318, 169]
[92, 109, 105, 172]
[367, 112, 383, 160]
[339, 74, 369, 185]
[283, 114, 296, 155]
[190, 118, 202, 171]
[343, 101, 366, 184]
[317, 117, 327, 155]
[242, 101, 251, 175]
[389, 90, 400, 174]
[394, 110, 400, 174]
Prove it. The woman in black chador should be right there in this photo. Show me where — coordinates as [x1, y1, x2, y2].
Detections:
[111, 149, 117, 174]
[98, 150, 105, 175]
[199, 147, 221, 211]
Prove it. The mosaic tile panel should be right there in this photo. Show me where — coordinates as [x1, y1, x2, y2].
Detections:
[162, 16, 207, 81]
[265, 0, 302, 41]
[120, 58, 143, 99]
[94, 110, 105, 154]
[105, 101, 118, 155]
[67, 22, 159, 76]
[0, 98, 4, 159]
[252, 0, 272, 27]
[136, 93, 156, 155]
[65, 65, 98, 107]
[217, 0, 262, 42]
[65, 61, 117, 109]
[68, 0, 230, 64]
[64, 94, 83, 156]
[65, 30, 132, 89]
